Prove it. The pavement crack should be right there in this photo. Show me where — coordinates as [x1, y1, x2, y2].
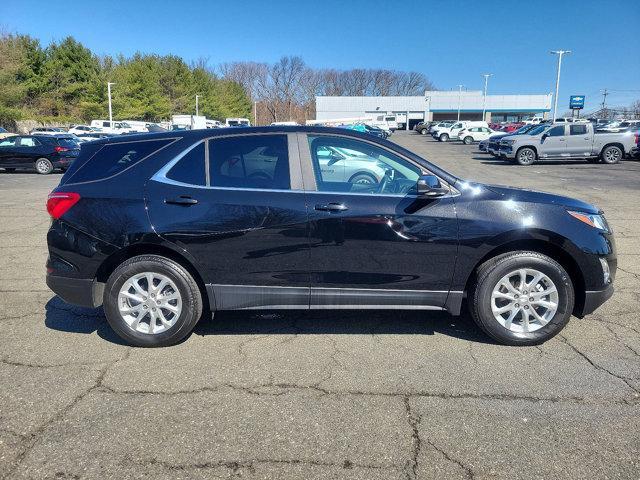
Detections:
[558, 334, 640, 394]
[603, 324, 640, 357]
[424, 438, 475, 479]
[403, 396, 421, 480]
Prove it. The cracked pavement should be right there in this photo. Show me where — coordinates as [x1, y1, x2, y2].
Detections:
[0, 133, 638, 479]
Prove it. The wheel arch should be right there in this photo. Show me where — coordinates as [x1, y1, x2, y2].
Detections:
[600, 142, 625, 156]
[515, 145, 538, 158]
[462, 238, 586, 317]
[95, 243, 210, 310]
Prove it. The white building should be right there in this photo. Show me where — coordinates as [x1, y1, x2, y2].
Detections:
[316, 91, 553, 129]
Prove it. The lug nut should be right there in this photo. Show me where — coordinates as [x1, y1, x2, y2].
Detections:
[529, 297, 534, 302]
[524, 305, 529, 310]
[514, 303, 519, 307]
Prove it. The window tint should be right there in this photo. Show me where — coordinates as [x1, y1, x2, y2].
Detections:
[570, 124, 588, 135]
[308, 135, 421, 195]
[208, 135, 290, 190]
[0, 138, 16, 147]
[68, 139, 173, 183]
[58, 138, 78, 148]
[548, 126, 565, 137]
[166, 142, 206, 186]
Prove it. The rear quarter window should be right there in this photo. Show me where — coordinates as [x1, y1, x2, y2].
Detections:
[65, 138, 174, 184]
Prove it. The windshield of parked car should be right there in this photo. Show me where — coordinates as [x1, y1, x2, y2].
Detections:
[527, 125, 548, 135]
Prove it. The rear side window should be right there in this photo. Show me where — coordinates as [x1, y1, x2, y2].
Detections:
[58, 138, 78, 148]
[208, 135, 290, 190]
[67, 139, 174, 183]
[570, 125, 587, 135]
[166, 142, 206, 186]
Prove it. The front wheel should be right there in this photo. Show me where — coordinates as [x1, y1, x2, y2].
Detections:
[103, 255, 203, 347]
[601, 145, 622, 164]
[469, 251, 574, 345]
[516, 147, 536, 166]
[439, 133, 449, 142]
[463, 136, 474, 145]
[420, 129, 428, 135]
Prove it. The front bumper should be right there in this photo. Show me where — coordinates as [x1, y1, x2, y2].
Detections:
[577, 283, 614, 317]
[46, 274, 103, 308]
[499, 145, 515, 158]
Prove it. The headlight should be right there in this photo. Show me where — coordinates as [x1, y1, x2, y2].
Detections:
[501, 139, 514, 145]
[567, 211, 610, 232]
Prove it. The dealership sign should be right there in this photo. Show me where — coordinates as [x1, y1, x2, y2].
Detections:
[569, 95, 585, 110]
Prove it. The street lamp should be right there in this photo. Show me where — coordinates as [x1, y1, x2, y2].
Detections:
[550, 50, 571, 122]
[195, 95, 200, 116]
[107, 82, 115, 126]
[456, 84, 464, 121]
[481, 74, 492, 121]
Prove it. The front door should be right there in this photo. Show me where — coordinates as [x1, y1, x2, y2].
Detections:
[146, 133, 311, 310]
[539, 125, 568, 157]
[300, 133, 458, 309]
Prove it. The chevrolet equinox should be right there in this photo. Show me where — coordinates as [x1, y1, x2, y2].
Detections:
[46, 127, 616, 347]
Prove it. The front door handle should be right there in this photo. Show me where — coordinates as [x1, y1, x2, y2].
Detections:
[315, 203, 348, 212]
[165, 195, 198, 206]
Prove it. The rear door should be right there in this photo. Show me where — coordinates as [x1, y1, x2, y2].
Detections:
[145, 132, 311, 310]
[565, 123, 591, 157]
[539, 125, 567, 158]
[13, 136, 41, 167]
[299, 133, 458, 309]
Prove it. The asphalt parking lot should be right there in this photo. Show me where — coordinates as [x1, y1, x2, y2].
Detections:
[1, 131, 639, 480]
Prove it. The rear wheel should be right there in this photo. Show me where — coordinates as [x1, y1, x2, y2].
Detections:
[103, 255, 203, 347]
[463, 136, 474, 145]
[516, 147, 536, 165]
[439, 133, 449, 142]
[420, 129, 428, 135]
[469, 251, 574, 345]
[35, 158, 53, 174]
[349, 172, 378, 185]
[601, 145, 622, 164]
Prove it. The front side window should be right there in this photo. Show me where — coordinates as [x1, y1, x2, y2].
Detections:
[208, 135, 290, 190]
[308, 135, 421, 195]
[548, 126, 565, 137]
[167, 142, 206, 186]
[570, 124, 587, 135]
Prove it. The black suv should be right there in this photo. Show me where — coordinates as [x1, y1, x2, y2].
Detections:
[46, 127, 616, 347]
[0, 134, 80, 174]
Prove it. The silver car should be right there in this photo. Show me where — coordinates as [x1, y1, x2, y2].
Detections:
[316, 146, 388, 185]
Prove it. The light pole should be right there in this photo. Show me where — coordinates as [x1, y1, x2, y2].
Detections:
[456, 84, 464, 121]
[481, 74, 492, 121]
[550, 50, 571, 122]
[195, 95, 200, 116]
[107, 82, 115, 126]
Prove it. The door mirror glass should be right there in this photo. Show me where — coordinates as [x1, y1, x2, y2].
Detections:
[416, 175, 448, 197]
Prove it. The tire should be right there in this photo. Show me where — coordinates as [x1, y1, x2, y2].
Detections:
[469, 251, 574, 346]
[516, 147, 536, 166]
[420, 129, 428, 135]
[463, 136, 474, 145]
[35, 158, 53, 175]
[349, 172, 378, 185]
[103, 255, 203, 347]
[439, 133, 449, 142]
[601, 145, 622, 164]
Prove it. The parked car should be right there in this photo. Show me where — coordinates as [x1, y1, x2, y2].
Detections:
[434, 121, 489, 142]
[90, 120, 135, 134]
[30, 127, 67, 136]
[458, 127, 499, 144]
[0, 127, 16, 140]
[415, 121, 437, 135]
[499, 122, 637, 165]
[225, 118, 252, 127]
[600, 120, 640, 133]
[0, 134, 80, 174]
[68, 125, 99, 135]
[428, 121, 455, 135]
[45, 126, 616, 347]
[486, 124, 539, 156]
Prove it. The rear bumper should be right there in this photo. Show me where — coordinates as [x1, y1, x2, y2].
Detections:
[46, 274, 103, 308]
[577, 283, 614, 317]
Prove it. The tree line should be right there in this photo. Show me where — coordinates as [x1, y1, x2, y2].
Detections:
[0, 32, 435, 128]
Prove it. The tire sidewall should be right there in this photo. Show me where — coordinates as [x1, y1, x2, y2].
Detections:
[103, 256, 202, 347]
[516, 148, 535, 165]
[463, 136, 473, 144]
[601, 146, 622, 164]
[440, 133, 449, 142]
[473, 253, 574, 345]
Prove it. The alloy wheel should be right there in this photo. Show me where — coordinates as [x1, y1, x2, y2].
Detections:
[490, 268, 559, 333]
[118, 272, 182, 334]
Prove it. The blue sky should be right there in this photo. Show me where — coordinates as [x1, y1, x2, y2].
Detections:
[2, 0, 639, 112]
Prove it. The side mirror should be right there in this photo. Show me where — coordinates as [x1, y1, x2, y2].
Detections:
[541, 133, 549, 140]
[417, 174, 448, 197]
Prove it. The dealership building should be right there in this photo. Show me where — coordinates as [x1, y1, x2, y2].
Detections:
[315, 91, 553, 129]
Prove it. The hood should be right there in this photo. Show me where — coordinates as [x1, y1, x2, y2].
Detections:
[489, 133, 510, 140]
[462, 182, 600, 213]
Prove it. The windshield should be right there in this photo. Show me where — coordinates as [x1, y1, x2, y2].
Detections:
[527, 125, 549, 136]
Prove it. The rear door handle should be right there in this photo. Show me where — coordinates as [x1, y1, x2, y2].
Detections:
[315, 203, 348, 212]
[165, 195, 198, 206]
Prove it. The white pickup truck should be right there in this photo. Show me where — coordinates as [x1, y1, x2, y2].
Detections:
[499, 122, 637, 165]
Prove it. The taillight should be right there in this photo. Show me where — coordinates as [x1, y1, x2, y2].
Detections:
[54, 146, 69, 152]
[47, 192, 80, 219]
